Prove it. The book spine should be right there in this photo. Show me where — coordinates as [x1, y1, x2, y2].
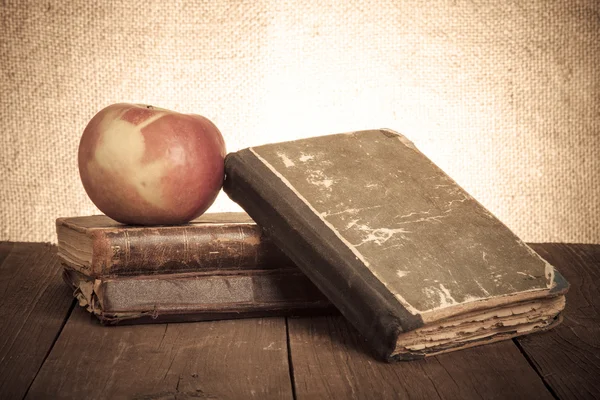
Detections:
[97, 269, 330, 312]
[90, 223, 292, 276]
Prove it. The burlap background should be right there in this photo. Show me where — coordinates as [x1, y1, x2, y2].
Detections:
[1, 1, 598, 244]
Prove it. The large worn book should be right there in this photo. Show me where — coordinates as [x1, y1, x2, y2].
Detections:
[223, 129, 569, 361]
[56, 213, 330, 324]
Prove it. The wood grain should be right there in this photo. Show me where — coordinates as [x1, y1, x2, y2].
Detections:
[287, 315, 553, 399]
[517, 243, 600, 400]
[0, 241, 15, 266]
[2, 242, 596, 399]
[0, 242, 74, 399]
[27, 309, 293, 400]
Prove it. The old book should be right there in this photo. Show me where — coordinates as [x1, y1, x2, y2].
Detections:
[56, 213, 289, 277]
[57, 213, 331, 324]
[62, 267, 330, 324]
[223, 129, 569, 361]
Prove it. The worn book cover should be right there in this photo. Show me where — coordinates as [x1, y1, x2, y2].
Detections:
[57, 212, 331, 324]
[223, 129, 569, 361]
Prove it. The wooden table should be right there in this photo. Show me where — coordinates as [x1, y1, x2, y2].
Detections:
[0, 242, 598, 399]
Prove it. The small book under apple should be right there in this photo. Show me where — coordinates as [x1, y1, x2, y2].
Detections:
[56, 213, 330, 324]
[223, 129, 569, 361]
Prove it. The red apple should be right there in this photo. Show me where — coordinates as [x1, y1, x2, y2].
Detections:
[78, 103, 226, 225]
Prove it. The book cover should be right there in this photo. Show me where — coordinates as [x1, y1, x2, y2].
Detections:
[223, 129, 569, 361]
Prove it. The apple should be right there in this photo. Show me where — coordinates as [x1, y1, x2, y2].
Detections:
[78, 103, 226, 225]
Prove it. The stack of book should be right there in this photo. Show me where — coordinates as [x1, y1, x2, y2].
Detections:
[57, 129, 569, 361]
[56, 213, 330, 324]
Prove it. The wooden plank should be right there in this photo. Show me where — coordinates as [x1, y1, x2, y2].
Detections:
[0, 242, 74, 399]
[26, 309, 293, 399]
[288, 315, 553, 399]
[0, 241, 15, 266]
[517, 243, 600, 400]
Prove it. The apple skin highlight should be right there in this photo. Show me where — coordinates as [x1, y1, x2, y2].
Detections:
[78, 103, 226, 225]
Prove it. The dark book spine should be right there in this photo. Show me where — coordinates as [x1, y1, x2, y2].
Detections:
[90, 223, 293, 277]
[224, 150, 424, 361]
